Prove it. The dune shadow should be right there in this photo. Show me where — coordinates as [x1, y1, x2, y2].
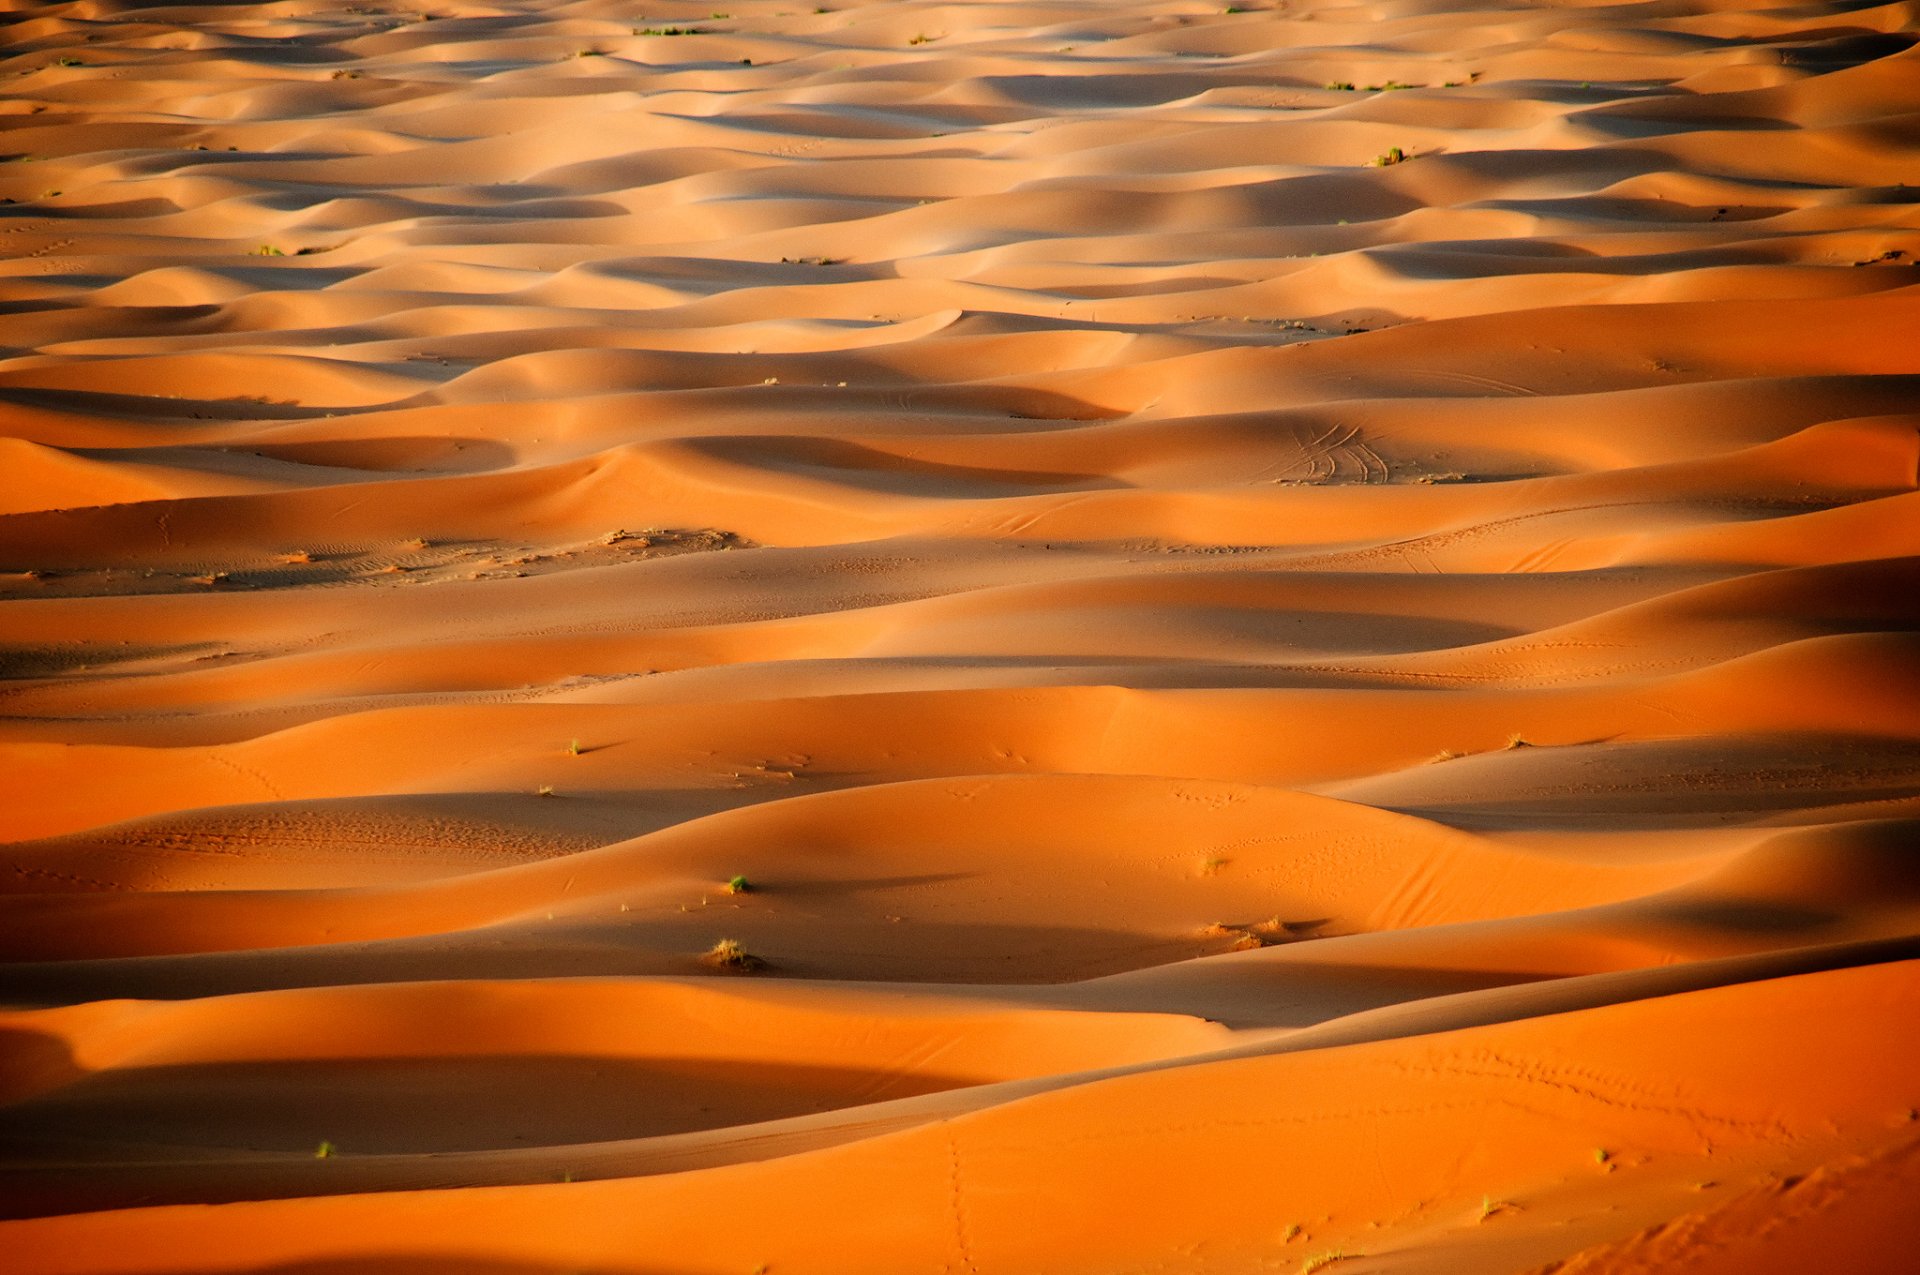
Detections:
[0, 385, 378, 422]
[1, 1052, 986, 1157]
[1349, 733, 1920, 832]
[0, 915, 1235, 1005]
[0, 1024, 82, 1105]
[1643, 897, 1839, 934]
[1058, 957, 1554, 1030]
[1777, 30, 1915, 70]
[226, 436, 520, 475]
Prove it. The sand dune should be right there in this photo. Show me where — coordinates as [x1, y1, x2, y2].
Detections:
[2, 0, 1917, 1271]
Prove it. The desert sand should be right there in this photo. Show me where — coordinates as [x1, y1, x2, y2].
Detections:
[2, 0, 1918, 1271]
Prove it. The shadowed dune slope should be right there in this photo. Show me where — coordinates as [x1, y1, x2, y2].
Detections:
[2, 0, 1917, 1272]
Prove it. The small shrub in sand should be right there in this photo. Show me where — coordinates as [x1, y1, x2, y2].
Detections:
[704, 938, 766, 971]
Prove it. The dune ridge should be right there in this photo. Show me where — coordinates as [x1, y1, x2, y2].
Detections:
[2, 0, 1917, 1271]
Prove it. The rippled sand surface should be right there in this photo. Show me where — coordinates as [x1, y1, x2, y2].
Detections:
[3, 1, 1919, 1271]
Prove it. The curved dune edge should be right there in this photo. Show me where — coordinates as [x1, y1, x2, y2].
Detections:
[3, 0, 1918, 1271]
[5, 960, 1916, 1272]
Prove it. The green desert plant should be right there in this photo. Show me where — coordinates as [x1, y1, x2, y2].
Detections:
[1372, 146, 1407, 166]
[725, 874, 752, 894]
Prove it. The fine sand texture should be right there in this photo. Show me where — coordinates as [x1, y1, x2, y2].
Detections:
[3, 0, 1919, 1271]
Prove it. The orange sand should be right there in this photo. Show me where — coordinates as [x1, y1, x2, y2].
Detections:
[2, 1, 1918, 1271]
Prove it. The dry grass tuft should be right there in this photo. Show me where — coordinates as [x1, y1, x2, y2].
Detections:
[704, 938, 766, 972]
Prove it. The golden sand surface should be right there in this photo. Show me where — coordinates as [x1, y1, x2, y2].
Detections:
[2, 1, 1918, 1271]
